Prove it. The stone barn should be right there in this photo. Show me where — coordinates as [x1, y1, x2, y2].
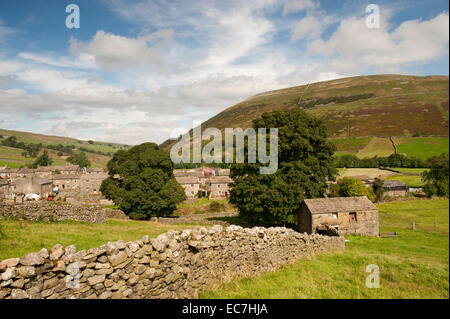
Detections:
[382, 180, 408, 197]
[297, 196, 379, 236]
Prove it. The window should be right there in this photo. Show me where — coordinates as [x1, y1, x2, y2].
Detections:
[191, 191, 194, 195]
[349, 212, 357, 222]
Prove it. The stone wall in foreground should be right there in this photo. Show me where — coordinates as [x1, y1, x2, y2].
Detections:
[0, 225, 345, 299]
[0, 202, 108, 224]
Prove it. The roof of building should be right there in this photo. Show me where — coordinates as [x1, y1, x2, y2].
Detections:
[13, 176, 52, 185]
[173, 170, 203, 177]
[175, 176, 200, 184]
[52, 174, 81, 180]
[303, 196, 377, 214]
[210, 176, 233, 184]
[217, 169, 230, 176]
[383, 180, 407, 188]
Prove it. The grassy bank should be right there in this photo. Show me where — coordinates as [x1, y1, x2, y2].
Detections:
[200, 199, 449, 299]
[0, 219, 203, 261]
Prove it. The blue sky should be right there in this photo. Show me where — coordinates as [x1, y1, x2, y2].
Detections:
[0, 0, 448, 144]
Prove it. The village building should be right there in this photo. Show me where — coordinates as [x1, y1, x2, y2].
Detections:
[0, 178, 11, 199]
[297, 196, 379, 237]
[216, 168, 230, 176]
[210, 176, 233, 199]
[175, 176, 201, 199]
[382, 180, 408, 197]
[51, 174, 81, 191]
[80, 171, 108, 194]
[11, 176, 53, 199]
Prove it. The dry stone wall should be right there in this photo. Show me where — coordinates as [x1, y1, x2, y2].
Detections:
[0, 202, 107, 224]
[0, 225, 345, 299]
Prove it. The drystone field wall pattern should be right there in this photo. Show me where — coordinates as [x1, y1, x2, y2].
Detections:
[0, 225, 345, 299]
[0, 203, 108, 224]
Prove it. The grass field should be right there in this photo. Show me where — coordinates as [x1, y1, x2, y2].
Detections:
[357, 137, 395, 158]
[339, 168, 398, 179]
[0, 219, 204, 261]
[390, 168, 428, 174]
[200, 199, 449, 299]
[331, 137, 372, 153]
[393, 137, 449, 160]
[384, 175, 424, 188]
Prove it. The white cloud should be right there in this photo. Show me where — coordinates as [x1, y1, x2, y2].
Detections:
[291, 15, 331, 41]
[70, 29, 174, 70]
[308, 12, 449, 72]
[282, 0, 318, 15]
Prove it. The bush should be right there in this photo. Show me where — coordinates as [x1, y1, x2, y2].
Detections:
[209, 201, 222, 212]
[424, 183, 437, 198]
[335, 177, 375, 202]
[128, 212, 148, 220]
[422, 153, 449, 198]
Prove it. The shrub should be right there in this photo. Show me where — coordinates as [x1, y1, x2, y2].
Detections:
[209, 201, 222, 212]
[336, 177, 375, 202]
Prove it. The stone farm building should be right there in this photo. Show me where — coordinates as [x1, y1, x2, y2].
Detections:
[382, 180, 408, 197]
[175, 176, 201, 199]
[210, 176, 233, 199]
[297, 196, 379, 236]
[0, 165, 107, 200]
[10, 176, 53, 199]
[173, 167, 233, 200]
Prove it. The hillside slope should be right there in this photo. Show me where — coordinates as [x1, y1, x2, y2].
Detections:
[0, 129, 129, 168]
[160, 74, 449, 151]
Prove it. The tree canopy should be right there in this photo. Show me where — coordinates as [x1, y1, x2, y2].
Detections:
[100, 143, 186, 219]
[422, 152, 449, 198]
[66, 151, 91, 168]
[331, 177, 375, 202]
[229, 109, 337, 226]
[29, 150, 52, 168]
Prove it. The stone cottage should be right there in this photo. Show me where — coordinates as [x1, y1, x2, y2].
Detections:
[210, 176, 233, 199]
[51, 174, 81, 191]
[297, 196, 379, 236]
[80, 170, 108, 194]
[175, 176, 201, 199]
[382, 180, 408, 197]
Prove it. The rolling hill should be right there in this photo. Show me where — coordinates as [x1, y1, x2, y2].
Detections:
[160, 74, 449, 158]
[0, 129, 129, 169]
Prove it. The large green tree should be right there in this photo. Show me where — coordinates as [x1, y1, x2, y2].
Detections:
[100, 143, 186, 219]
[422, 152, 449, 198]
[66, 151, 91, 168]
[229, 109, 337, 226]
[29, 150, 52, 168]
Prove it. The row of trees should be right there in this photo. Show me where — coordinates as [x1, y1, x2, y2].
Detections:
[1, 136, 42, 157]
[334, 153, 428, 168]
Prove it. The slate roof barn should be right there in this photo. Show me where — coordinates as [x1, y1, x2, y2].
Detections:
[297, 196, 379, 236]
